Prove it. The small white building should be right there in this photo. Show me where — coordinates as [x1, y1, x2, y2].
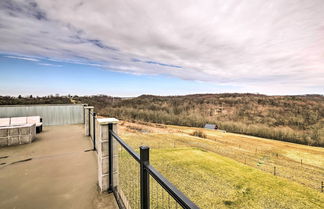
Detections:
[204, 123, 218, 130]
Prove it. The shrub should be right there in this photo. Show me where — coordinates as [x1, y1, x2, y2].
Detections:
[191, 130, 207, 138]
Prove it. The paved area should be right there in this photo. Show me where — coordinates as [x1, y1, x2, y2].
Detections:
[0, 124, 117, 209]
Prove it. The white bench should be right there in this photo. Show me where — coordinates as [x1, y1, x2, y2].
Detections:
[10, 117, 28, 126]
[0, 116, 43, 133]
[0, 118, 10, 127]
[27, 116, 43, 133]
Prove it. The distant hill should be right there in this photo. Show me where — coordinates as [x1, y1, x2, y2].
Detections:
[0, 95, 72, 105]
[76, 94, 324, 146]
[1, 93, 323, 146]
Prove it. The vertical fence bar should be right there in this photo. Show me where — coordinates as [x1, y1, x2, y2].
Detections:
[92, 112, 96, 151]
[108, 123, 113, 193]
[84, 106, 93, 136]
[88, 108, 91, 136]
[140, 146, 150, 209]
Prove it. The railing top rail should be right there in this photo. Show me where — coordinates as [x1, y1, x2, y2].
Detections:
[110, 130, 140, 162]
[146, 164, 199, 209]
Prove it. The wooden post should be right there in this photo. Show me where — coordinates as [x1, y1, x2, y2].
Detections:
[321, 181, 323, 193]
[274, 166, 276, 176]
[301, 159, 303, 166]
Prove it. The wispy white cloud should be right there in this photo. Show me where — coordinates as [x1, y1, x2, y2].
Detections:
[38, 62, 62, 67]
[6, 55, 39, 62]
[0, 0, 323, 94]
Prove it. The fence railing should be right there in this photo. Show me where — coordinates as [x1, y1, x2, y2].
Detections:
[108, 125, 199, 209]
[89, 111, 96, 151]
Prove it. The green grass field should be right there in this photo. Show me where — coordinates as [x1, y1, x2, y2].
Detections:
[117, 121, 324, 209]
[150, 148, 323, 208]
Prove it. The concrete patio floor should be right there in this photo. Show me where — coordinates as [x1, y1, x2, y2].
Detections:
[0, 124, 118, 209]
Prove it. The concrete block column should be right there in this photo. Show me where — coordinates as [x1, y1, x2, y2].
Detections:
[0, 124, 36, 147]
[97, 118, 119, 192]
[84, 106, 94, 136]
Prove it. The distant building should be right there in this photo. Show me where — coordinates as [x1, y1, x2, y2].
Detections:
[204, 123, 218, 130]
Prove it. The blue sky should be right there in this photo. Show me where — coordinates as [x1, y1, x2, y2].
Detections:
[0, 0, 323, 96]
[0, 54, 238, 96]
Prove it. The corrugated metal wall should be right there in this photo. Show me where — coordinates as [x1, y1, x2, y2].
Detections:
[0, 104, 85, 125]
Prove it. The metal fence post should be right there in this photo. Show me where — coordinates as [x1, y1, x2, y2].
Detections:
[88, 108, 91, 136]
[84, 106, 93, 136]
[140, 146, 150, 209]
[92, 112, 96, 151]
[108, 123, 113, 193]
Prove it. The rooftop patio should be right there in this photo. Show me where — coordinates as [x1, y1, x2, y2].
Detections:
[0, 124, 117, 209]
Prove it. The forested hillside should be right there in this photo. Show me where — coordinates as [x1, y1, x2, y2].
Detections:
[1, 94, 323, 146]
[0, 95, 72, 105]
[76, 94, 324, 146]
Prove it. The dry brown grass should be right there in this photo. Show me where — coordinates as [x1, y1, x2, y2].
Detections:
[119, 120, 324, 191]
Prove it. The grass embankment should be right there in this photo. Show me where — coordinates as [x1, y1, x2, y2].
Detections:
[151, 148, 324, 209]
[118, 121, 324, 208]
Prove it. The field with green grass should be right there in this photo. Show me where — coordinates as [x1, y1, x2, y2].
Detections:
[117, 121, 324, 209]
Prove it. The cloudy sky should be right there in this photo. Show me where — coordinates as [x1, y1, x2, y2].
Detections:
[0, 0, 323, 96]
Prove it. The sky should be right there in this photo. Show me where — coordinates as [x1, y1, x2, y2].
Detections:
[0, 0, 323, 96]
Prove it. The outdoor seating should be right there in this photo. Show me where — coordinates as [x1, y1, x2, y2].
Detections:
[27, 116, 43, 133]
[0, 118, 10, 127]
[10, 116, 28, 126]
[0, 116, 43, 133]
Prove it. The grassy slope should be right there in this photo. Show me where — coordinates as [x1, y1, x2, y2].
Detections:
[119, 122, 324, 209]
[170, 124, 324, 168]
[120, 122, 324, 190]
[151, 148, 324, 209]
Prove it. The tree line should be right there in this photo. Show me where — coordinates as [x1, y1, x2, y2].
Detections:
[76, 94, 324, 147]
[1, 93, 323, 146]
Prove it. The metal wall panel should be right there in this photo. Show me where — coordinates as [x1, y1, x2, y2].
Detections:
[0, 104, 85, 126]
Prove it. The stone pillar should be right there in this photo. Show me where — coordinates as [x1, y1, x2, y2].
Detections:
[97, 118, 119, 192]
[84, 106, 94, 136]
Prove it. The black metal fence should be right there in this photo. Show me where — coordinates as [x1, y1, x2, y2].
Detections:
[89, 111, 96, 151]
[108, 124, 199, 209]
